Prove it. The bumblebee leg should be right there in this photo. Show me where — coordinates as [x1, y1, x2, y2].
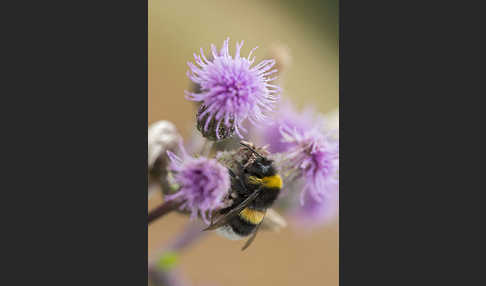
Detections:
[228, 168, 237, 178]
[228, 168, 250, 195]
[241, 221, 262, 251]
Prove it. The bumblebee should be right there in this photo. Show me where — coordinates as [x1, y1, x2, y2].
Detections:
[203, 142, 283, 250]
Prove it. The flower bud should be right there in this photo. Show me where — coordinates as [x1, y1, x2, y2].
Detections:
[148, 120, 181, 178]
[196, 104, 235, 141]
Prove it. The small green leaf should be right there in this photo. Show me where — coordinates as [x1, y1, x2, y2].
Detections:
[156, 251, 179, 271]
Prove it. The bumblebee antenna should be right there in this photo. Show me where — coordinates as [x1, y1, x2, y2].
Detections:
[239, 142, 264, 159]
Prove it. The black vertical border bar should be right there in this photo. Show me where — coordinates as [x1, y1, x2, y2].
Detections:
[6, 0, 150, 284]
[339, 0, 444, 284]
[71, 0, 149, 284]
[57, 1, 148, 284]
[89, 0, 149, 283]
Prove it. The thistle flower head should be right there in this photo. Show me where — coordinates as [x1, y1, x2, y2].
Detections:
[165, 143, 230, 224]
[186, 38, 280, 140]
[280, 125, 339, 204]
[259, 101, 315, 153]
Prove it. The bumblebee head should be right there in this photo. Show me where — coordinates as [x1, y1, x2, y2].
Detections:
[258, 159, 277, 177]
[240, 142, 277, 177]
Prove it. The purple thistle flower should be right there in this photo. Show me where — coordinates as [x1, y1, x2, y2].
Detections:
[280, 124, 339, 204]
[165, 143, 230, 224]
[186, 37, 280, 140]
[257, 101, 316, 153]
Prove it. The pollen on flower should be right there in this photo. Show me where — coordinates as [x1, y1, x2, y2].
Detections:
[185, 38, 280, 140]
[165, 142, 231, 224]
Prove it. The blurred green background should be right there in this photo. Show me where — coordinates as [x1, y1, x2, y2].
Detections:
[149, 1, 338, 285]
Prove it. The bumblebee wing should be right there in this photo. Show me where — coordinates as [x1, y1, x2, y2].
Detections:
[260, 208, 287, 232]
[241, 214, 264, 251]
[203, 187, 263, 231]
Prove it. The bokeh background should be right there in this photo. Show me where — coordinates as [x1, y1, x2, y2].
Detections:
[149, 1, 338, 285]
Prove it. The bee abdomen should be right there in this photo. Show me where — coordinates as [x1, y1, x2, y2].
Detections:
[215, 224, 246, 240]
[239, 208, 265, 224]
[216, 207, 262, 238]
[229, 216, 257, 237]
[215, 216, 257, 239]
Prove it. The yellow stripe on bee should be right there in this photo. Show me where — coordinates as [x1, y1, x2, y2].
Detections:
[239, 208, 265, 224]
[262, 175, 282, 189]
[248, 174, 282, 189]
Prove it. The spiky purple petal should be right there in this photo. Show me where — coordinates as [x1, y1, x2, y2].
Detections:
[292, 184, 339, 227]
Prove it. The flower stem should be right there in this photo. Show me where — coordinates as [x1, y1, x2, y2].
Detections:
[148, 265, 185, 286]
[167, 221, 207, 252]
[201, 139, 214, 157]
[148, 200, 183, 224]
